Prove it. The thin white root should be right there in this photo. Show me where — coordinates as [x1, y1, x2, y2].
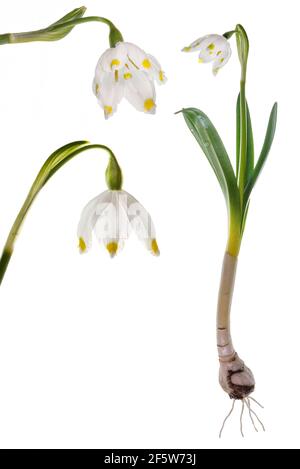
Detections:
[219, 399, 236, 438]
[248, 396, 264, 409]
[245, 398, 258, 432]
[240, 400, 245, 437]
[247, 401, 266, 432]
[219, 397, 265, 438]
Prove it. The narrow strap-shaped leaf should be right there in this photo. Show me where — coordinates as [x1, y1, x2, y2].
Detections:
[241, 199, 250, 236]
[245, 103, 254, 185]
[244, 103, 278, 205]
[236, 94, 254, 185]
[236, 96, 241, 176]
[180, 107, 241, 220]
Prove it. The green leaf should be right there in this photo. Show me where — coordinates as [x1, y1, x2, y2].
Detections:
[236, 96, 240, 176]
[241, 199, 250, 236]
[244, 103, 278, 205]
[236, 94, 254, 185]
[180, 107, 241, 221]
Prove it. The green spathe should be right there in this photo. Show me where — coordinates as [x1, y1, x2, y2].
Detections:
[0, 7, 86, 43]
[235, 24, 249, 80]
[0, 6, 123, 48]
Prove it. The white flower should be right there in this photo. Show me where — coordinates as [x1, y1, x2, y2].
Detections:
[182, 34, 231, 75]
[77, 190, 160, 257]
[93, 42, 167, 119]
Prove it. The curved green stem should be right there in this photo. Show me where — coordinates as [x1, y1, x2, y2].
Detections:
[47, 17, 124, 47]
[0, 15, 123, 48]
[0, 141, 122, 286]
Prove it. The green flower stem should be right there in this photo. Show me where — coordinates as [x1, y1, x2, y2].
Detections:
[237, 79, 247, 205]
[223, 30, 235, 39]
[0, 141, 122, 286]
[0, 16, 123, 48]
[45, 17, 123, 47]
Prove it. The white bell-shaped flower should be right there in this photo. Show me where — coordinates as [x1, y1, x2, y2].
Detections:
[77, 190, 159, 257]
[182, 34, 231, 75]
[93, 42, 167, 119]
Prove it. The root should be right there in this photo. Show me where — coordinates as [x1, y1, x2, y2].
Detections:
[246, 398, 265, 432]
[248, 396, 264, 409]
[245, 398, 258, 432]
[219, 399, 236, 438]
[240, 400, 245, 437]
[219, 396, 265, 438]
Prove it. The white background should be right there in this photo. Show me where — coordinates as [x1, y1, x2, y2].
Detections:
[0, 0, 298, 450]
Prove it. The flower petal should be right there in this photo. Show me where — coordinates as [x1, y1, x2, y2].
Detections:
[182, 36, 206, 52]
[124, 71, 156, 114]
[97, 43, 127, 72]
[123, 191, 158, 255]
[77, 192, 110, 253]
[146, 54, 167, 85]
[92, 77, 101, 97]
[124, 42, 148, 70]
[94, 191, 130, 246]
[212, 45, 231, 75]
[198, 34, 230, 63]
[96, 72, 124, 119]
[104, 238, 125, 258]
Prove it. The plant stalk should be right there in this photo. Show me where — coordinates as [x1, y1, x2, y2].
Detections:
[0, 16, 123, 48]
[217, 251, 255, 399]
[236, 24, 249, 207]
[217, 251, 237, 360]
[0, 142, 122, 286]
[237, 79, 247, 206]
[226, 215, 241, 257]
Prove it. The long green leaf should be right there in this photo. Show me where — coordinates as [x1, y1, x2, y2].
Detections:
[236, 94, 254, 185]
[241, 199, 250, 236]
[180, 107, 241, 220]
[244, 103, 278, 205]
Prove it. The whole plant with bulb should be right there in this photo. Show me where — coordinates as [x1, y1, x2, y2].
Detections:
[180, 24, 277, 436]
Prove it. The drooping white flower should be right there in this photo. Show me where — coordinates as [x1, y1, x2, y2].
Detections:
[182, 34, 231, 75]
[93, 42, 167, 119]
[77, 190, 159, 257]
